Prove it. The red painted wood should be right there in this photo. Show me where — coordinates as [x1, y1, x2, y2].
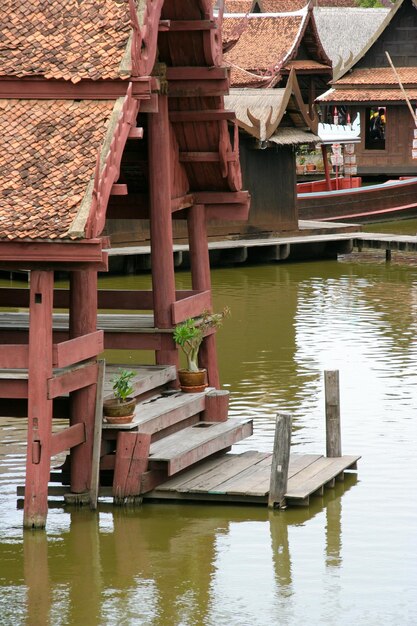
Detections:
[140, 469, 168, 493]
[193, 191, 249, 204]
[160, 20, 216, 31]
[166, 67, 228, 80]
[110, 184, 128, 196]
[50, 423, 86, 456]
[47, 362, 99, 399]
[0, 77, 153, 100]
[69, 271, 98, 494]
[0, 379, 28, 399]
[113, 432, 151, 500]
[202, 390, 229, 422]
[148, 93, 178, 370]
[0, 345, 28, 369]
[171, 290, 211, 325]
[205, 203, 250, 221]
[103, 332, 163, 351]
[24, 271, 54, 529]
[179, 151, 236, 163]
[52, 331, 103, 368]
[128, 127, 144, 139]
[170, 110, 235, 123]
[167, 79, 229, 98]
[0, 239, 105, 262]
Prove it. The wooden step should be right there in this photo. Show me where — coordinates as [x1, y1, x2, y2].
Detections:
[104, 365, 176, 401]
[102, 390, 208, 435]
[148, 417, 253, 476]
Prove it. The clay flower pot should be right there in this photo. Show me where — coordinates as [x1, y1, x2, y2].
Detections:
[306, 163, 316, 172]
[103, 397, 136, 424]
[178, 369, 207, 393]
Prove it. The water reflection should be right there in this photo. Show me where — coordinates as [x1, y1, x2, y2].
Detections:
[13, 478, 357, 626]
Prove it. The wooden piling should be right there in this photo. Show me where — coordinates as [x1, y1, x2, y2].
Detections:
[268, 413, 292, 509]
[324, 370, 342, 457]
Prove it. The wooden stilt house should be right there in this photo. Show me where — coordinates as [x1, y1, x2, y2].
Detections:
[0, 0, 251, 527]
[317, 0, 417, 177]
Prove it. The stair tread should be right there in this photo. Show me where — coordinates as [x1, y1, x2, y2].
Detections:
[149, 417, 252, 461]
[102, 390, 208, 431]
[103, 364, 176, 400]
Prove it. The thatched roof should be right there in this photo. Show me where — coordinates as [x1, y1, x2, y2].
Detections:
[314, 8, 390, 77]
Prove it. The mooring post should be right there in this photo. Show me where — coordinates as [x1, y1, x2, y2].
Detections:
[324, 370, 342, 457]
[268, 413, 292, 509]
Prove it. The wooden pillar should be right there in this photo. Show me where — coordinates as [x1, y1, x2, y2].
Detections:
[268, 412, 292, 509]
[321, 144, 332, 191]
[24, 270, 54, 529]
[324, 370, 342, 457]
[148, 95, 179, 369]
[187, 204, 220, 388]
[69, 270, 98, 494]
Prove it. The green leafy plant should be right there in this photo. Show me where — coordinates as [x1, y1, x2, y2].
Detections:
[173, 308, 230, 372]
[111, 369, 135, 403]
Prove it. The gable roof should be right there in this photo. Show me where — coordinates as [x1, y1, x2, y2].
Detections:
[223, 5, 331, 87]
[0, 0, 135, 83]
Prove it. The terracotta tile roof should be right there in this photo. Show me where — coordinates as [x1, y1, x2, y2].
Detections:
[261, 0, 306, 10]
[317, 87, 417, 103]
[284, 59, 332, 71]
[223, 14, 304, 81]
[0, 99, 116, 240]
[0, 1, 132, 82]
[335, 67, 417, 86]
[224, 0, 256, 11]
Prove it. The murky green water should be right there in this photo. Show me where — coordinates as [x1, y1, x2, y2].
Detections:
[1, 232, 417, 624]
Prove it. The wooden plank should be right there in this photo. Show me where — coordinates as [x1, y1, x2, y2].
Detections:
[149, 418, 253, 476]
[0, 345, 29, 369]
[286, 455, 361, 499]
[166, 67, 228, 81]
[325, 370, 342, 457]
[167, 79, 229, 98]
[0, 378, 28, 398]
[90, 359, 105, 510]
[212, 454, 273, 495]
[110, 184, 128, 196]
[50, 423, 85, 456]
[103, 392, 207, 434]
[104, 364, 176, 400]
[47, 361, 98, 399]
[171, 290, 211, 324]
[154, 452, 243, 492]
[177, 452, 270, 493]
[162, 19, 216, 31]
[0, 239, 105, 263]
[269, 413, 292, 508]
[52, 331, 104, 368]
[113, 432, 151, 503]
[179, 151, 236, 163]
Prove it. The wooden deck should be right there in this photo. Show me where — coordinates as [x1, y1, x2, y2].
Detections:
[144, 450, 360, 507]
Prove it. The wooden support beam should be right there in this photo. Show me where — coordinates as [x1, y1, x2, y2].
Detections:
[51, 423, 86, 456]
[148, 94, 179, 371]
[47, 361, 99, 399]
[324, 370, 342, 458]
[113, 432, 151, 505]
[166, 67, 228, 81]
[268, 413, 292, 509]
[69, 271, 98, 495]
[0, 239, 105, 263]
[128, 127, 144, 139]
[0, 345, 28, 369]
[159, 19, 216, 31]
[52, 331, 103, 369]
[90, 360, 105, 510]
[171, 290, 211, 325]
[24, 271, 54, 529]
[170, 110, 235, 123]
[0, 379, 28, 398]
[167, 79, 229, 98]
[193, 191, 249, 204]
[0, 77, 153, 100]
[205, 203, 250, 222]
[110, 184, 128, 196]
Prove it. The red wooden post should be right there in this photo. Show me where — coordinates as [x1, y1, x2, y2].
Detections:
[148, 94, 179, 370]
[187, 204, 220, 388]
[69, 270, 98, 494]
[113, 432, 151, 504]
[24, 270, 54, 529]
[202, 390, 229, 422]
[321, 144, 332, 192]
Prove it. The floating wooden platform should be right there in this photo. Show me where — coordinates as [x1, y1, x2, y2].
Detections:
[143, 450, 360, 507]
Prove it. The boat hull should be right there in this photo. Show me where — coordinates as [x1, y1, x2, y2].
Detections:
[298, 177, 417, 223]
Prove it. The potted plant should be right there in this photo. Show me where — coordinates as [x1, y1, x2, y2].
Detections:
[296, 156, 305, 175]
[173, 308, 229, 392]
[103, 369, 137, 424]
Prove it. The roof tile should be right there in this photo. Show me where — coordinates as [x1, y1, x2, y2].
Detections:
[0, 99, 115, 241]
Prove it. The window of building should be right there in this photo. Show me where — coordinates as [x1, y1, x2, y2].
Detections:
[365, 107, 386, 150]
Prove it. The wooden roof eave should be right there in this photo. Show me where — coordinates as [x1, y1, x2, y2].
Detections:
[283, 2, 332, 75]
[0, 238, 108, 271]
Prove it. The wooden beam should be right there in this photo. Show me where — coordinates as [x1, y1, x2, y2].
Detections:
[90, 359, 105, 510]
[110, 184, 128, 196]
[206, 203, 250, 221]
[53, 331, 104, 369]
[0, 345, 28, 369]
[0, 239, 105, 263]
[325, 370, 342, 457]
[113, 432, 151, 504]
[193, 191, 249, 204]
[171, 290, 212, 325]
[50, 423, 86, 456]
[268, 413, 292, 509]
[166, 67, 228, 81]
[179, 151, 236, 163]
[167, 79, 229, 98]
[170, 110, 236, 123]
[128, 127, 144, 139]
[159, 20, 216, 31]
[0, 77, 153, 100]
[0, 379, 28, 399]
[47, 361, 99, 399]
